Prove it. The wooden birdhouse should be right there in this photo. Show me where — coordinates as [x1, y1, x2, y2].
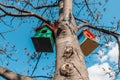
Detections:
[79, 29, 99, 56]
[31, 25, 54, 52]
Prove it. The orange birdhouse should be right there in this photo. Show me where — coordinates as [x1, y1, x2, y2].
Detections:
[79, 29, 99, 56]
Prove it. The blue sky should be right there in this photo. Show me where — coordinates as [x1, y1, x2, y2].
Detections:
[0, 0, 120, 80]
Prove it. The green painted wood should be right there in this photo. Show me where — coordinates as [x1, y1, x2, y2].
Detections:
[32, 27, 54, 52]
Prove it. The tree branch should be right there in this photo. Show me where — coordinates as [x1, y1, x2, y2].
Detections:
[25, 0, 58, 9]
[31, 75, 53, 79]
[0, 66, 34, 80]
[114, 36, 120, 71]
[0, 6, 51, 24]
[0, 2, 30, 13]
[74, 16, 88, 23]
[31, 52, 42, 76]
[0, 2, 52, 24]
[84, 0, 97, 22]
[0, 14, 6, 17]
[36, 3, 58, 9]
[77, 23, 120, 37]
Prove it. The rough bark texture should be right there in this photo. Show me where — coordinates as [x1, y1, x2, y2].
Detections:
[0, 66, 34, 80]
[53, 0, 89, 80]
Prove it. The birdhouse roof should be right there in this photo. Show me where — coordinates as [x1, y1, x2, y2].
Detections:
[35, 24, 52, 32]
[83, 29, 95, 40]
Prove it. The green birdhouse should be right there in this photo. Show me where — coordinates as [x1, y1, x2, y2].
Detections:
[32, 26, 54, 52]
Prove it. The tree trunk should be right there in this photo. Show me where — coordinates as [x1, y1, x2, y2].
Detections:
[53, 0, 89, 80]
[0, 66, 34, 80]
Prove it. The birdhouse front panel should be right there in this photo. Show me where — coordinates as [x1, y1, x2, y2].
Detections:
[32, 27, 54, 52]
[80, 38, 99, 56]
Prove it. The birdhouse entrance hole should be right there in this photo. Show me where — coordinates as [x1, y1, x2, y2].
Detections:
[41, 30, 47, 33]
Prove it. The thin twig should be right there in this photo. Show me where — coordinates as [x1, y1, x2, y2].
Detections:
[74, 16, 88, 23]
[25, 0, 58, 9]
[0, 2, 30, 13]
[84, 0, 98, 23]
[31, 52, 42, 76]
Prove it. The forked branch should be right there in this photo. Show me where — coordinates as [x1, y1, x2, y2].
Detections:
[0, 4, 51, 24]
[0, 2, 30, 13]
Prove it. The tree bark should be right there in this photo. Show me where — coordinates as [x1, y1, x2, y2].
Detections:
[53, 0, 89, 80]
[0, 66, 34, 80]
